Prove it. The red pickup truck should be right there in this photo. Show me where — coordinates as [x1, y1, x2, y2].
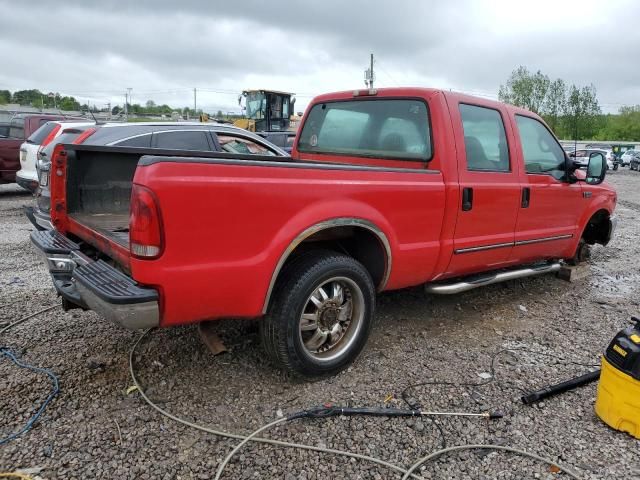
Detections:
[31, 88, 616, 376]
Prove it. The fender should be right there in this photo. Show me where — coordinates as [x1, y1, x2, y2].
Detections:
[574, 186, 616, 249]
[261, 206, 394, 313]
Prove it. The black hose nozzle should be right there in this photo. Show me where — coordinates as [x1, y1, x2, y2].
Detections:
[521, 370, 601, 405]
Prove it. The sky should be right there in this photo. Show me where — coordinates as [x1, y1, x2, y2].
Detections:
[0, 0, 638, 114]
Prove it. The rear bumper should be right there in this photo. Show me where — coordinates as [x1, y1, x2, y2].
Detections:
[24, 206, 53, 231]
[16, 174, 38, 193]
[30, 230, 159, 329]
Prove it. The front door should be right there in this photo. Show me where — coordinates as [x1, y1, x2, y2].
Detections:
[445, 101, 522, 276]
[509, 114, 585, 263]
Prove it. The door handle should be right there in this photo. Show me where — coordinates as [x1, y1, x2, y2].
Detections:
[521, 187, 530, 208]
[462, 187, 473, 211]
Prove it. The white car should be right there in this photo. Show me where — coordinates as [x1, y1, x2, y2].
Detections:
[621, 150, 637, 167]
[570, 148, 615, 170]
[16, 120, 94, 192]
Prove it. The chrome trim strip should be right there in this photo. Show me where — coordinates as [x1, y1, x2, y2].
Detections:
[454, 242, 513, 254]
[262, 218, 392, 314]
[514, 234, 573, 246]
[454, 234, 574, 254]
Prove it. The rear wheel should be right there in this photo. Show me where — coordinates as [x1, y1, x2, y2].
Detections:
[261, 251, 375, 377]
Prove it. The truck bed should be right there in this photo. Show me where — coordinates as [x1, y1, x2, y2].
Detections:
[61, 145, 300, 263]
[68, 212, 130, 248]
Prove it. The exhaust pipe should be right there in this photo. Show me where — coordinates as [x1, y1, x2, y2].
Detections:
[425, 262, 561, 295]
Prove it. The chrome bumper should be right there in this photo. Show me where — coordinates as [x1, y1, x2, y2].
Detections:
[30, 230, 159, 329]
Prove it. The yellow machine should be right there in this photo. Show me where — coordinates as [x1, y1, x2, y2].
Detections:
[595, 320, 640, 439]
[234, 90, 295, 133]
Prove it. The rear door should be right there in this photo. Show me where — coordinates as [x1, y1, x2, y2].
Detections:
[445, 101, 521, 276]
[509, 114, 585, 262]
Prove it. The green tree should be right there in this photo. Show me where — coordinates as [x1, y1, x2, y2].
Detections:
[58, 96, 81, 111]
[543, 79, 566, 133]
[112, 105, 122, 115]
[0, 90, 11, 104]
[12, 89, 44, 106]
[498, 66, 550, 114]
[562, 84, 601, 140]
[598, 106, 640, 141]
[499, 67, 602, 140]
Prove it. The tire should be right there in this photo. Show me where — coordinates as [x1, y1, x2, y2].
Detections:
[260, 250, 375, 377]
[566, 238, 591, 266]
[613, 164, 619, 171]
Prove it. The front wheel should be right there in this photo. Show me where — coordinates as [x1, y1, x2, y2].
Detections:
[566, 238, 591, 266]
[261, 251, 375, 377]
[613, 164, 619, 171]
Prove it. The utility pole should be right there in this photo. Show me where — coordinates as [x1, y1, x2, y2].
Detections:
[370, 53, 374, 89]
[364, 53, 375, 88]
[124, 93, 128, 121]
[194, 88, 197, 114]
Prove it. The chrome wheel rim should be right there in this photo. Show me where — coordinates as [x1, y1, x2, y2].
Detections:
[298, 276, 365, 362]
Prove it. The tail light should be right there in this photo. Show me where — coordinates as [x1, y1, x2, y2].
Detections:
[130, 184, 163, 259]
[72, 127, 97, 144]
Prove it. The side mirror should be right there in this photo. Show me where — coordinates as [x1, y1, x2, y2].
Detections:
[586, 152, 606, 185]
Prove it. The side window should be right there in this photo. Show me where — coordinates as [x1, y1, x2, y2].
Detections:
[115, 134, 152, 147]
[459, 104, 509, 172]
[515, 115, 566, 176]
[298, 99, 431, 161]
[9, 118, 25, 139]
[154, 130, 211, 150]
[217, 135, 275, 156]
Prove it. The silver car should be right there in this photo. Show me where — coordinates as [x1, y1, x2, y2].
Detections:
[621, 149, 638, 167]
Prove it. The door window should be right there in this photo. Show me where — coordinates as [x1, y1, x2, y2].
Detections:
[217, 135, 276, 156]
[154, 130, 211, 150]
[515, 115, 566, 177]
[459, 104, 509, 172]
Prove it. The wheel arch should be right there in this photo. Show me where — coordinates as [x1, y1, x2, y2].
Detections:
[580, 208, 613, 246]
[262, 218, 392, 313]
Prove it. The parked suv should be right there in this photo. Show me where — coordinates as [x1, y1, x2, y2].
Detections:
[17, 120, 95, 192]
[621, 149, 638, 167]
[26, 122, 287, 230]
[0, 114, 85, 185]
[629, 152, 640, 171]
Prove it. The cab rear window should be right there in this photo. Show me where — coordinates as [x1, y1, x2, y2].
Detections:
[298, 99, 431, 161]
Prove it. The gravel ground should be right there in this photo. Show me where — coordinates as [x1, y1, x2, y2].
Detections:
[1, 172, 640, 480]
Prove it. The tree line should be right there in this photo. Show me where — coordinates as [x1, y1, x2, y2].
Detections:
[498, 66, 640, 141]
[0, 89, 232, 119]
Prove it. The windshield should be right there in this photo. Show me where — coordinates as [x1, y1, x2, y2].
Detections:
[245, 92, 266, 119]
